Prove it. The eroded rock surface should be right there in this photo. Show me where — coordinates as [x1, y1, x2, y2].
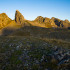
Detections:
[15, 10, 25, 24]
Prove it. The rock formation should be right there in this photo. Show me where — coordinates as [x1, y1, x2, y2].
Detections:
[0, 13, 11, 29]
[34, 16, 70, 28]
[15, 10, 25, 24]
[34, 16, 45, 23]
[51, 17, 70, 28]
[0, 10, 70, 30]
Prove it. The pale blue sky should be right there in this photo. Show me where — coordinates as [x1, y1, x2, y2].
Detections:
[0, 0, 70, 21]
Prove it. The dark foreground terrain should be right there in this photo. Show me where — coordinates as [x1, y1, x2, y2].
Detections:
[0, 28, 70, 70]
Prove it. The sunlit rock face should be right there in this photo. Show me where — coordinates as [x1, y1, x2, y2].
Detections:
[15, 10, 25, 24]
[34, 16, 70, 28]
[0, 13, 11, 29]
[35, 16, 45, 23]
[0, 10, 70, 32]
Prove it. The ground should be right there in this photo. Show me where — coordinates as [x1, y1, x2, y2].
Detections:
[0, 28, 70, 70]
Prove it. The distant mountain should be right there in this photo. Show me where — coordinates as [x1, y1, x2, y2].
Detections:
[0, 10, 70, 35]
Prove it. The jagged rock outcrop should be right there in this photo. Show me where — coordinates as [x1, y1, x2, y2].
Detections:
[51, 17, 61, 27]
[0, 10, 70, 30]
[0, 13, 11, 29]
[35, 16, 45, 23]
[34, 16, 70, 28]
[15, 10, 25, 24]
[34, 16, 57, 28]
[51, 17, 70, 28]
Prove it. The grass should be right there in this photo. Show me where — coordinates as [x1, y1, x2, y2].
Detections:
[0, 27, 70, 70]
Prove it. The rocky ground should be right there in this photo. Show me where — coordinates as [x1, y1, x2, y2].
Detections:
[0, 36, 70, 70]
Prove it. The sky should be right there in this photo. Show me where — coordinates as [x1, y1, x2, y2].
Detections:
[0, 0, 70, 21]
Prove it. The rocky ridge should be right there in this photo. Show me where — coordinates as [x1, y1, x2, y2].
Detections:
[0, 10, 70, 30]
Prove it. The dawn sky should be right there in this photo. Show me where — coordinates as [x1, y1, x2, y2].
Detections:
[0, 0, 70, 21]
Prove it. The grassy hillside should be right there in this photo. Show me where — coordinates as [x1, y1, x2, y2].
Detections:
[8, 26, 70, 49]
[0, 27, 70, 70]
[0, 36, 70, 70]
[10, 26, 70, 40]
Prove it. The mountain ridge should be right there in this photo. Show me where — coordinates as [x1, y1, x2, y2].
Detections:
[0, 10, 70, 35]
